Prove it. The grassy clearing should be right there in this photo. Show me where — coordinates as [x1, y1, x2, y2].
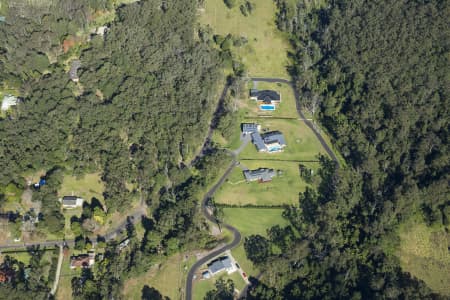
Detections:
[0, 251, 31, 265]
[193, 269, 247, 300]
[225, 208, 287, 278]
[215, 161, 317, 206]
[58, 173, 105, 203]
[223, 208, 288, 237]
[239, 118, 327, 161]
[395, 218, 450, 296]
[194, 277, 216, 300]
[195, 208, 287, 298]
[123, 253, 196, 300]
[199, 0, 290, 78]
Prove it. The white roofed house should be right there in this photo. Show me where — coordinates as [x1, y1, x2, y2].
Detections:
[1, 95, 18, 111]
[60, 196, 84, 209]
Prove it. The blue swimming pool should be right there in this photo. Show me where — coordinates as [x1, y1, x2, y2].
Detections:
[268, 146, 282, 152]
[260, 104, 276, 111]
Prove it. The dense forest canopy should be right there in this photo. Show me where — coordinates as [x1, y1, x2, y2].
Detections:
[0, 0, 222, 210]
[0, 0, 227, 297]
[244, 0, 449, 299]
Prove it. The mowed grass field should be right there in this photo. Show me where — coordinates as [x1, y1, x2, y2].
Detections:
[239, 119, 327, 161]
[123, 253, 196, 300]
[226, 208, 288, 278]
[241, 82, 299, 118]
[194, 208, 287, 299]
[58, 172, 105, 203]
[215, 160, 318, 206]
[199, 0, 290, 78]
[396, 219, 450, 296]
[194, 266, 246, 300]
[56, 252, 82, 300]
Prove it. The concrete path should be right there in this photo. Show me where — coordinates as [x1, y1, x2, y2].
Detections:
[232, 134, 251, 156]
[49, 244, 63, 296]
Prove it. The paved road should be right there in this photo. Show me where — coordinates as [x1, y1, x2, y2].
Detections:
[250, 77, 291, 84]
[185, 160, 241, 300]
[0, 208, 146, 251]
[189, 84, 230, 166]
[185, 77, 341, 300]
[232, 134, 251, 156]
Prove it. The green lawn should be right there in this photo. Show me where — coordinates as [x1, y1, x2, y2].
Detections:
[0, 251, 31, 265]
[193, 268, 247, 300]
[239, 119, 327, 161]
[394, 217, 450, 296]
[58, 172, 105, 203]
[194, 208, 287, 298]
[56, 250, 83, 300]
[241, 81, 299, 119]
[223, 208, 288, 237]
[215, 160, 318, 206]
[199, 0, 290, 78]
[123, 253, 196, 300]
[194, 277, 216, 300]
[225, 208, 288, 278]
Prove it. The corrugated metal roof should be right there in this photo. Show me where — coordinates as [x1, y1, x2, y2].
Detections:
[207, 256, 232, 274]
[244, 168, 276, 182]
[251, 132, 266, 151]
[242, 123, 259, 133]
[263, 131, 286, 146]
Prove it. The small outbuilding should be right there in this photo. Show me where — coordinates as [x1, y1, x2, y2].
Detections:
[1, 95, 18, 111]
[242, 123, 261, 134]
[69, 60, 81, 82]
[202, 271, 211, 279]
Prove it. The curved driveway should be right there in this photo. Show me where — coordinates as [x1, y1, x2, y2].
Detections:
[0, 77, 339, 300]
[185, 159, 241, 300]
[185, 77, 340, 300]
[251, 77, 340, 168]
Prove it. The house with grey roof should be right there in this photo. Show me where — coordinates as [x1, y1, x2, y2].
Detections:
[251, 131, 287, 153]
[60, 196, 84, 208]
[69, 60, 81, 82]
[244, 168, 276, 182]
[207, 256, 236, 275]
[250, 89, 281, 103]
[242, 123, 261, 134]
[251, 131, 266, 151]
[262, 131, 286, 152]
